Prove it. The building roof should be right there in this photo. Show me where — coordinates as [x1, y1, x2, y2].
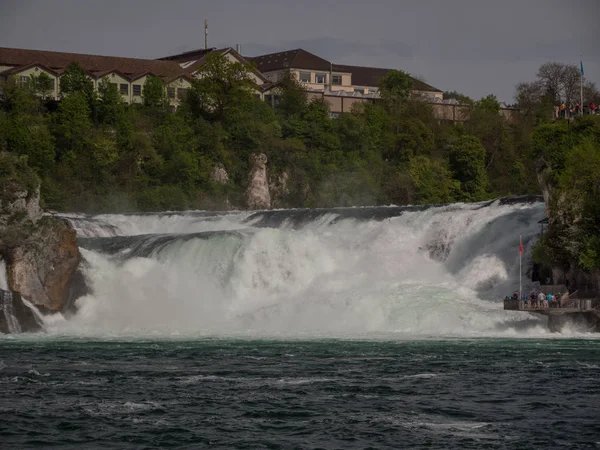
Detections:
[0, 62, 61, 76]
[159, 47, 269, 83]
[247, 49, 332, 73]
[333, 64, 442, 92]
[248, 48, 442, 93]
[0, 47, 184, 81]
[0, 46, 268, 85]
[157, 48, 216, 62]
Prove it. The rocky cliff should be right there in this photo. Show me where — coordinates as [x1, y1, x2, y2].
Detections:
[0, 153, 84, 332]
[535, 157, 600, 291]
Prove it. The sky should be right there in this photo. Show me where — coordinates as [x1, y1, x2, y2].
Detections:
[1, 0, 598, 102]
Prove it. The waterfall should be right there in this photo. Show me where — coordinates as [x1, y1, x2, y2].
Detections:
[0, 258, 8, 291]
[1, 290, 23, 334]
[53, 197, 549, 337]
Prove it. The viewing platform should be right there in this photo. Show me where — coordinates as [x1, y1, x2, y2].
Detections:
[503, 285, 600, 332]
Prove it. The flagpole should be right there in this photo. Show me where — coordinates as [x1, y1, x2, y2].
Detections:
[581, 57, 584, 115]
[519, 235, 522, 300]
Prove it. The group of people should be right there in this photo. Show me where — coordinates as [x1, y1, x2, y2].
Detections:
[504, 291, 563, 309]
[554, 102, 596, 118]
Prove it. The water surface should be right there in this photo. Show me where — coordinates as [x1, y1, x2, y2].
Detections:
[1, 337, 599, 449]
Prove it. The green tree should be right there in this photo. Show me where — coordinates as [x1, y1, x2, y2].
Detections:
[449, 135, 488, 201]
[51, 92, 92, 159]
[443, 90, 474, 105]
[186, 53, 256, 122]
[59, 62, 94, 100]
[379, 69, 413, 110]
[142, 75, 167, 110]
[28, 71, 55, 101]
[97, 78, 125, 125]
[475, 94, 501, 113]
[274, 72, 308, 120]
[409, 155, 459, 204]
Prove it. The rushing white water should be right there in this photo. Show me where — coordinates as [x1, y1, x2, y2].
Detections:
[0, 258, 8, 291]
[45, 198, 571, 337]
[1, 291, 23, 334]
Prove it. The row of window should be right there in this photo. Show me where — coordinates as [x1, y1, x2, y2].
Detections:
[112, 84, 187, 99]
[298, 72, 342, 85]
[167, 87, 188, 99]
[18, 75, 189, 100]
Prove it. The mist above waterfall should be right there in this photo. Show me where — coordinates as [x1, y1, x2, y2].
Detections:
[48, 198, 557, 337]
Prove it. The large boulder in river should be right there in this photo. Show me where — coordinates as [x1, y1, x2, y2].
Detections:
[0, 153, 84, 330]
[4, 217, 81, 312]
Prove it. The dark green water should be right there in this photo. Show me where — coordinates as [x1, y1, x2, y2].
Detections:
[1, 338, 599, 449]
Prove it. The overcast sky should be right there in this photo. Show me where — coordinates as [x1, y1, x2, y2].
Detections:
[1, 0, 598, 102]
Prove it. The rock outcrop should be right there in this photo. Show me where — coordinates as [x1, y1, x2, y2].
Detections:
[0, 184, 42, 227]
[211, 165, 230, 184]
[246, 153, 271, 210]
[270, 171, 290, 209]
[0, 155, 84, 332]
[4, 217, 81, 312]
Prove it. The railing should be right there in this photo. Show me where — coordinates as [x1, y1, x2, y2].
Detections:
[503, 295, 597, 312]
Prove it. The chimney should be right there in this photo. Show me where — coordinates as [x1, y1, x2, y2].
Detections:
[236, 44, 242, 54]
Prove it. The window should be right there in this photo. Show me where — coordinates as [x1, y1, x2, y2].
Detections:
[264, 94, 273, 105]
[354, 88, 365, 94]
[299, 71, 311, 83]
[19, 76, 29, 84]
[332, 75, 342, 85]
[119, 84, 129, 95]
[315, 73, 326, 84]
[167, 87, 175, 99]
[177, 88, 188, 99]
[132, 84, 142, 96]
[49, 79, 55, 90]
[273, 95, 281, 106]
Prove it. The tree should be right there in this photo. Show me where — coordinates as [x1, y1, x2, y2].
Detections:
[186, 53, 256, 122]
[409, 155, 459, 204]
[51, 92, 92, 159]
[443, 90, 474, 105]
[379, 69, 413, 110]
[142, 75, 167, 109]
[59, 62, 94, 100]
[448, 135, 488, 201]
[97, 78, 125, 125]
[475, 94, 501, 113]
[536, 62, 582, 105]
[274, 72, 308, 120]
[28, 72, 54, 101]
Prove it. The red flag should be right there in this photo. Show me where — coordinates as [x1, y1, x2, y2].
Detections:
[519, 236, 523, 255]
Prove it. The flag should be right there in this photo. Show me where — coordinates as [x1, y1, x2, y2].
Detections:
[519, 236, 523, 255]
[581, 60, 584, 76]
